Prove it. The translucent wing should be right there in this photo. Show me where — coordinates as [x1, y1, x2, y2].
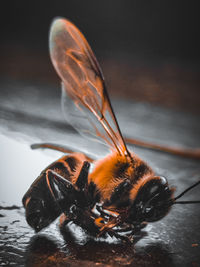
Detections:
[49, 17, 129, 156]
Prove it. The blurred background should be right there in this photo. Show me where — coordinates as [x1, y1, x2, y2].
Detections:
[0, 0, 200, 114]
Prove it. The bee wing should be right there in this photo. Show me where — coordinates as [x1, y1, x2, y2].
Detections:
[49, 18, 129, 155]
[61, 82, 108, 147]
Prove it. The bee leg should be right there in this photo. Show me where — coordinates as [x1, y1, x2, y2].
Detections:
[96, 205, 110, 218]
[46, 169, 77, 212]
[31, 143, 75, 153]
[115, 226, 134, 233]
[104, 179, 132, 206]
[74, 161, 95, 208]
[108, 229, 133, 244]
[59, 214, 70, 228]
[115, 222, 147, 234]
[125, 137, 200, 160]
[31, 143, 94, 162]
[75, 161, 90, 191]
[46, 167, 93, 217]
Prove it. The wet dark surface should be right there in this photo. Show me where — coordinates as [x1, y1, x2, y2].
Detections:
[0, 80, 200, 266]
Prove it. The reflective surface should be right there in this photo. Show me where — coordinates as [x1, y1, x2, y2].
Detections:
[0, 80, 200, 266]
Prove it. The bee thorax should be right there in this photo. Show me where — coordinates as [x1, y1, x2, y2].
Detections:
[89, 151, 153, 202]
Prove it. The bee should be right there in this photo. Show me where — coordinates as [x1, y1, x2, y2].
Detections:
[23, 17, 200, 241]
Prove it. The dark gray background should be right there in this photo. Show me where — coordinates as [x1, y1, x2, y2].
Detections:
[0, 0, 200, 113]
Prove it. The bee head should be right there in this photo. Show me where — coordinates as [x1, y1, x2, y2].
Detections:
[129, 176, 174, 223]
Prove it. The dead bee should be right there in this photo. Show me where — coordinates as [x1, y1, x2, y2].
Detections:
[23, 18, 200, 241]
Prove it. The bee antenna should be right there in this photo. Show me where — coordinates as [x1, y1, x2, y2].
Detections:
[174, 200, 200, 204]
[173, 180, 200, 204]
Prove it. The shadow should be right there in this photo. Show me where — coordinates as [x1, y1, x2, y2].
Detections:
[0, 205, 21, 210]
[26, 235, 60, 255]
[25, 227, 175, 267]
[25, 235, 68, 267]
[0, 106, 75, 134]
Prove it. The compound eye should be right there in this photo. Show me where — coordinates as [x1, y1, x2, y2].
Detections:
[148, 176, 168, 198]
[152, 176, 167, 187]
[149, 184, 160, 195]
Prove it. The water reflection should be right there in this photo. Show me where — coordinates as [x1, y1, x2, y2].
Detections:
[0, 134, 57, 205]
[25, 232, 175, 267]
